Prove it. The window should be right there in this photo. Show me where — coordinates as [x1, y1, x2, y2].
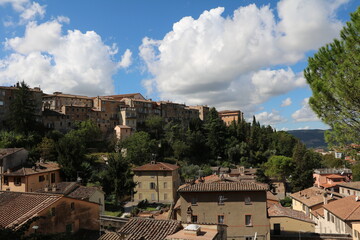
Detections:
[163, 172, 167, 177]
[14, 177, 21, 186]
[218, 195, 225, 205]
[3, 176, 8, 185]
[51, 207, 56, 216]
[191, 197, 197, 205]
[151, 193, 155, 201]
[191, 215, 198, 223]
[66, 223, 73, 233]
[0, 100, 3, 106]
[70, 202, 75, 211]
[331, 215, 334, 223]
[150, 182, 156, 189]
[139, 193, 143, 200]
[245, 237, 253, 240]
[164, 182, 167, 189]
[39, 175, 45, 182]
[218, 215, 224, 224]
[51, 173, 56, 183]
[245, 196, 252, 205]
[164, 193, 168, 200]
[138, 182, 142, 188]
[245, 215, 252, 226]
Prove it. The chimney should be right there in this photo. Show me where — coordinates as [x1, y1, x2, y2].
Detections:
[184, 224, 201, 236]
[323, 192, 328, 205]
[52, 184, 57, 192]
[44, 185, 49, 192]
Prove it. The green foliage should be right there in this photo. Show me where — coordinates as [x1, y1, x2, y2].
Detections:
[322, 154, 346, 168]
[36, 137, 57, 162]
[144, 115, 164, 140]
[264, 155, 294, 181]
[120, 131, 157, 166]
[280, 197, 292, 207]
[98, 153, 135, 205]
[351, 163, 360, 181]
[304, 7, 360, 145]
[6, 81, 40, 134]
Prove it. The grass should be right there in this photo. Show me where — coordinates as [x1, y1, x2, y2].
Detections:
[103, 210, 122, 217]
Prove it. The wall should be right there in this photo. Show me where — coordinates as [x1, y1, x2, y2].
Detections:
[89, 190, 105, 214]
[0, 148, 28, 190]
[340, 187, 360, 197]
[28, 197, 100, 235]
[270, 216, 315, 233]
[352, 223, 360, 240]
[133, 170, 180, 204]
[316, 209, 352, 234]
[180, 191, 270, 240]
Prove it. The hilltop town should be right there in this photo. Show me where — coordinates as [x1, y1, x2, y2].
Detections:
[0, 83, 359, 240]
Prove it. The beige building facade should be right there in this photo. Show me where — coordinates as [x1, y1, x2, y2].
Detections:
[133, 161, 180, 204]
[178, 181, 270, 240]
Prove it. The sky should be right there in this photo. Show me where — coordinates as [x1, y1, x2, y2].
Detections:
[0, 0, 358, 130]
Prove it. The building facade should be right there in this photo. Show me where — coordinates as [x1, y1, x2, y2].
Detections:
[133, 161, 181, 204]
[178, 181, 270, 240]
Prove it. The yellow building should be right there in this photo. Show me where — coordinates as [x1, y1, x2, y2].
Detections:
[2, 161, 61, 192]
[268, 203, 315, 236]
[218, 110, 243, 126]
[133, 161, 180, 204]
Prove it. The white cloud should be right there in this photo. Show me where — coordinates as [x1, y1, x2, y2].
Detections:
[0, 0, 46, 24]
[0, 20, 132, 96]
[291, 98, 319, 122]
[255, 110, 287, 126]
[281, 97, 292, 107]
[297, 126, 310, 130]
[139, 0, 347, 112]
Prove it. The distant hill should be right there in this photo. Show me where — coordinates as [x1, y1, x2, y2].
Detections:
[287, 129, 328, 149]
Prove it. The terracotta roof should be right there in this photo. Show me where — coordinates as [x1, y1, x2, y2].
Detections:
[267, 191, 280, 202]
[104, 93, 144, 100]
[311, 207, 324, 218]
[218, 110, 241, 114]
[326, 174, 346, 179]
[99, 232, 121, 240]
[323, 196, 360, 221]
[3, 161, 60, 176]
[290, 187, 334, 207]
[178, 181, 268, 193]
[0, 191, 61, 228]
[118, 217, 181, 240]
[268, 204, 315, 223]
[0, 148, 25, 159]
[337, 182, 360, 190]
[322, 183, 343, 189]
[37, 182, 101, 200]
[43, 93, 93, 99]
[133, 162, 179, 172]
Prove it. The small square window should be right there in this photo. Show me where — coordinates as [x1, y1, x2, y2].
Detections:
[164, 182, 167, 189]
[218, 215, 224, 224]
[191, 215, 198, 223]
[51, 207, 56, 216]
[191, 197, 197, 205]
[14, 177, 21, 186]
[245, 215, 252, 226]
[218, 195, 226, 205]
[150, 182, 156, 189]
[39, 175, 45, 182]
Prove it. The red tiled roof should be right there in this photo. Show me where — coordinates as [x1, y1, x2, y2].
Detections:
[268, 204, 315, 223]
[133, 162, 179, 172]
[326, 174, 346, 179]
[3, 162, 60, 176]
[337, 182, 360, 190]
[118, 217, 181, 240]
[323, 196, 360, 221]
[178, 181, 268, 192]
[290, 187, 334, 207]
[0, 148, 25, 159]
[99, 232, 121, 240]
[0, 191, 61, 228]
[311, 207, 324, 218]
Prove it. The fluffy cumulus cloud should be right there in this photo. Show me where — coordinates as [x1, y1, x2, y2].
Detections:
[254, 110, 287, 126]
[0, 19, 132, 96]
[291, 98, 319, 122]
[0, 0, 45, 24]
[140, 0, 346, 113]
[281, 97, 292, 107]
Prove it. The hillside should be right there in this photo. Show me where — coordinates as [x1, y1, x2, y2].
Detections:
[287, 129, 327, 149]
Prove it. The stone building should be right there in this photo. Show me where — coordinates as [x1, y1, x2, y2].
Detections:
[133, 161, 180, 204]
[177, 181, 270, 240]
[218, 110, 244, 126]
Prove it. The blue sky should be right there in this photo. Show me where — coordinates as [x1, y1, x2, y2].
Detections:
[0, 0, 358, 130]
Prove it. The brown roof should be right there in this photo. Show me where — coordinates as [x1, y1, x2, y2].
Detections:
[118, 217, 181, 240]
[337, 182, 360, 190]
[43, 93, 93, 99]
[178, 181, 268, 193]
[323, 196, 360, 221]
[267, 191, 280, 202]
[37, 182, 102, 200]
[133, 162, 179, 172]
[165, 227, 218, 240]
[268, 204, 315, 224]
[0, 148, 25, 159]
[0, 191, 61, 228]
[311, 207, 324, 218]
[326, 174, 346, 179]
[99, 232, 121, 240]
[290, 187, 333, 207]
[3, 161, 60, 176]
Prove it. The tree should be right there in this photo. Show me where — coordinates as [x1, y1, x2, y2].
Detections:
[264, 155, 294, 182]
[7, 81, 38, 134]
[304, 7, 360, 145]
[99, 153, 135, 205]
